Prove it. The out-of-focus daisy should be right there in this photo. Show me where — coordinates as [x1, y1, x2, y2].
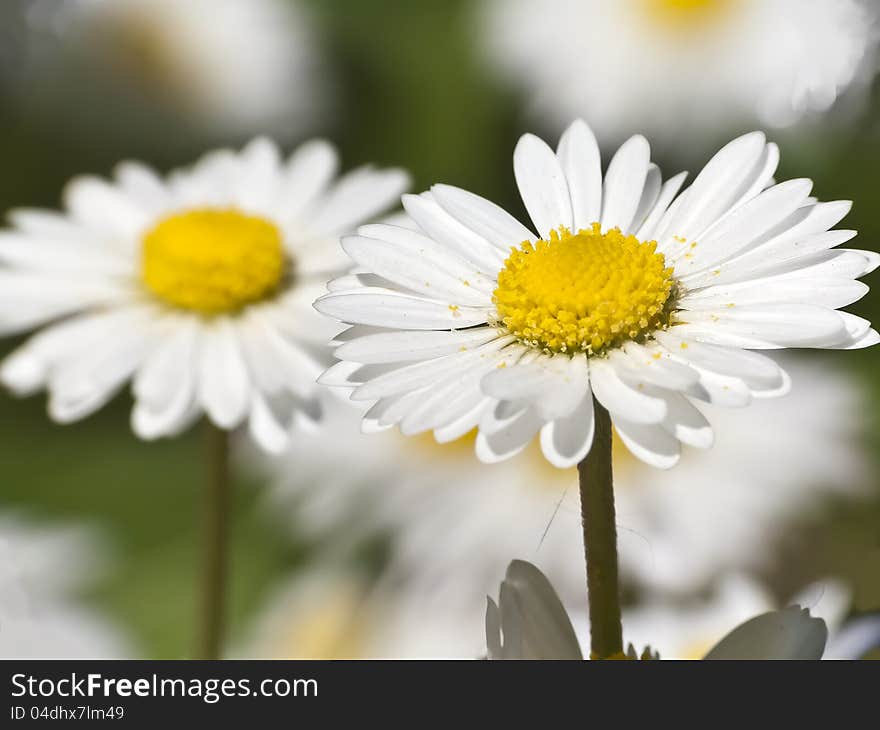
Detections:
[316, 121, 877, 470]
[621, 573, 880, 659]
[260, 355, 867, 654]
[488, 562, 839, 660]
[0, 138, 408, 452]
[243, 560, 860, 660]
[239, 563, 380, 659]
[25, 0, 325, 135]
[0, 514, 133, 658]
[480, 0, 879, 143]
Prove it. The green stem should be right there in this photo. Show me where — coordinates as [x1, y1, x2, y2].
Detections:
[576, 399, 624, 659]
[199, 421, 230, 660]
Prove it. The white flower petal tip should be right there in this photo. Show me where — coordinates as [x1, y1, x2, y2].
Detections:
[539, 409, 595, 469]
[0, 136, 406, 449]
[704, 606, 828, 660]
[317, 121, 876, 469]
[0, 351, 46, 395]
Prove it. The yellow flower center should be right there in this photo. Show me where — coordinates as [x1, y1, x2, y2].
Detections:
[640, 0, 735, 29]
[493, 224, 676, 355]
[141, 208, 286, 314]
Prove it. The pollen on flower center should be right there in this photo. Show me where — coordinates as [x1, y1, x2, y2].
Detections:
[493, 223, 676, 355]
[141, 208, 286, 314]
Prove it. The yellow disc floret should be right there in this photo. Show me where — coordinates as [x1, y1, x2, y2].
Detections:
[493, 224, 676, 355]
[141, 208, 286, 314]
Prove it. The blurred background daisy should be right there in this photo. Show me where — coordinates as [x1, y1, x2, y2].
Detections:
[18, 0, 327, 142]
[480, 0, 880, 153]
[0, 513, 133, 658]
[0, 0, 878, 658]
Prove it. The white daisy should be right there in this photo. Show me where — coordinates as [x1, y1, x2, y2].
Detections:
[0, 138, 408, 451]
[0, 514, 133, 658]
[620, 573, 857, 659]
[238, 563, 381, 659]
[480, 0, 879, 143]
[26, 0, 325, 135]
[315, 121, 877, 470]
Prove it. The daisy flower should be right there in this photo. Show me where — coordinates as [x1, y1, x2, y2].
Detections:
[26, 0, 325, 135]
[480, 0, 878, 143]
[316, 120, 877, 470]
[0, 137, 408, 453]
[0, 514, 133, 658]
[620, 573, 879, 660]
[487, 562, 850, 661]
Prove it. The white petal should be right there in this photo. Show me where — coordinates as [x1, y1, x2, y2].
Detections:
[132, 317, 199, 409]
[63, 176, 149, 239]
[1, 308, 146, 395]
[308, 166, 410, 236]
[351, 336, 515, 401]
[611, 343, 700, 391]
[233, 137, 283, 213]
[680, 276, 868, 310]
[481, 353, 590, 421]
[0, 232, 131, 275]
[197, 321, 251, 429]
[433, 396, 493, 443]
[48, 314, 157, 423]
[654, 332, 785, 390]
[430, 348, 529, 428]
[346, 223, 495, 300]
[629, 164, 662, 235]
[475, 407, 544, 463]
[671, 178, 813, 275]
[723, 142, 780, 216]
[657, 132, 767, 245]
[113, 161, 173, 215]
[0, 273, 135, 335]
[372, 385, 435, 428]
[635, 171, 688, 241]
[341, 233, 489, 305]
[613, 418, 681, 469]
[336, 327, 499, 364]
[697, 226, 855, 286]
[314, 289, 490, 329]
[688, 368, 752, 407]
[600, 135, 650, 234]
[401, 192, 506, 273]
[317, 360, 374, 389]
[676, 304, 849, 348]
[539, 394, 595, 468]
[248, 394, 292, 454]
[828, 328, 880, 350]
[8, 208, 95, 239]
[589, 358, 667, 424]
[660, 393, 713, 449]
[431, 184, 535, 252]
[131, 324, 199, 441]
[277, 139, 339, 221]
[240, 310, 325, 398]
[557, 119, 602, 231]
[514, 133, 573, 237]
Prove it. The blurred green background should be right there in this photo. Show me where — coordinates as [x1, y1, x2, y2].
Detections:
[0, 0, 878, 657]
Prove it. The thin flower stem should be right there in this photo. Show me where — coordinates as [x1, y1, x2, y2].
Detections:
[577, 400, 623, 659]
[199, 421, 230, 660]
